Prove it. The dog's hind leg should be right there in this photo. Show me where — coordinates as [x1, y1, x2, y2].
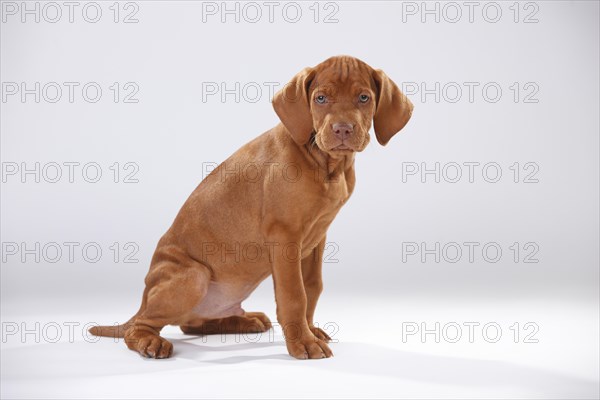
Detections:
[124, 258, 211, 359]
[180, 312, 272, 335]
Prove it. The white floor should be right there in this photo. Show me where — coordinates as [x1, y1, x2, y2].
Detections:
[2, 293, 598, 399]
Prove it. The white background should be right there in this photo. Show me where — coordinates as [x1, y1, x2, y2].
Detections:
[1, 1, 599, 398]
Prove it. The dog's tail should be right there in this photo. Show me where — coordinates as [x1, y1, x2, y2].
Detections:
[88, 313, 138, 338]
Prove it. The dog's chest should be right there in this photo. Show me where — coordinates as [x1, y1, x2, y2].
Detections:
[323, 167, 353, 205]
[301, 169, 353, 250]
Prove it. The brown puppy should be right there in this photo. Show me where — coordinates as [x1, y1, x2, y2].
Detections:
[89, 55, 413, 359]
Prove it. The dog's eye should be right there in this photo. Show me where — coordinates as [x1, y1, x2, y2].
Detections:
[315, 95, 327, 104]
[359, 94, 370, 103]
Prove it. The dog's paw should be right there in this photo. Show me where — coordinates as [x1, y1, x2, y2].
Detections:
[245, 311, 272, 331]
[286, 334, 333, 359]
[125, 329, 173, 359]
[309, 325, 332, 343]
[142, 335, 173, 359]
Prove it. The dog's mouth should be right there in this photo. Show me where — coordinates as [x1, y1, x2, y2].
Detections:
[312, 132, 363, 153]
[331, 144, 353, 151]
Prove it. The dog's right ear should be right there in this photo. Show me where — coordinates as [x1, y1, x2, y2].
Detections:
[273, 67, 316, 145]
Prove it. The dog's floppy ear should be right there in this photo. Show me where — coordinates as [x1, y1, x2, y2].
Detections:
[372, 69, 414, 146]
[273, 67, 316, 145]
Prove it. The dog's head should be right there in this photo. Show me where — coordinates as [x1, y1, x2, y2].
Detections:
[273, 55, 413, 155]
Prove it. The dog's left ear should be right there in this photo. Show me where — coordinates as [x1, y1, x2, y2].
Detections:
[372, 69, 414, 146]
[273, 67, 316, 145]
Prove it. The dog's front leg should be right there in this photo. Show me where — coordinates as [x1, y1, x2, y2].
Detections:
[272, 239, 333, 359]
[301, 238, 332, 343]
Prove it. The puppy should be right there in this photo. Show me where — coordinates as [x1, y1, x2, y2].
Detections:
[89, 55, 413, 359]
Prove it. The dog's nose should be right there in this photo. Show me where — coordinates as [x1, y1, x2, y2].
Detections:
[332, 123, 354, 140]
